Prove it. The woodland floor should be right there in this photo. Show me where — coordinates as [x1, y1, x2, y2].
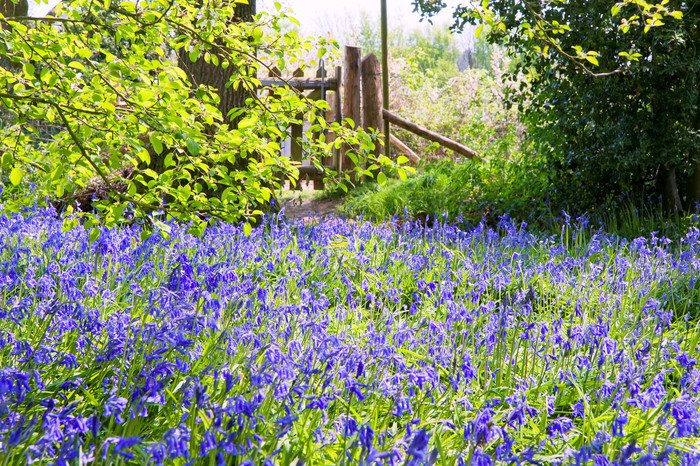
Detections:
[279, 181, 342, 222]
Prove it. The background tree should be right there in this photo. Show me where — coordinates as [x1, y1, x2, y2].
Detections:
[177, 0, 255, 130]
[0, 0, 398, 235]
[411, 0, 691, 215]
[0, 0, 27, 24]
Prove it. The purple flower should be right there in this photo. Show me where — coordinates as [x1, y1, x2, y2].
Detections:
[548, 416, 573, 438]
[678, 353, 697, 370]
[669, 395, 700, 437]
[102, 436, 142, 460]
[359, 424, 374, 450]
[471, 448, 493, 466]
[611, 414, 628, 437]
[406, 429, 435, 465]
[465, 408, 494, 445]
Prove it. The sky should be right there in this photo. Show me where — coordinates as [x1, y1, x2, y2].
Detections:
[261, 0, 465, 36]
[29, 0, 466, 32]
[28, 0, 473, 48]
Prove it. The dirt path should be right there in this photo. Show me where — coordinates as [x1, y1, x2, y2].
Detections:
[280, 197, 343, 221]
[278, 182, 343, 222]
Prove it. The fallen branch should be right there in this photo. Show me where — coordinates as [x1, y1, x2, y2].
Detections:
[389, 133, 420, 164]
[383, 109, 481, 160]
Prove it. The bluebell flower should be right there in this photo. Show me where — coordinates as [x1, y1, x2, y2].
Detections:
[611, 413, 628, 437]
[669, 395, 700, 437]
[405, 429, 432, 465]
[471, 448, 493, 466]
[548, 416, 573, 439]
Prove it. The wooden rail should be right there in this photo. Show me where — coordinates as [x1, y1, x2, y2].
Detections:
[382, 109, 481, 160]
[267, 60, 343, 190]
[390, 133, 420, 164]
[258, 77, 340, 90]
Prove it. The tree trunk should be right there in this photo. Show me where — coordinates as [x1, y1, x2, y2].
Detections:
[148, 0, 256, 176]
[0, 0, 27, 24]
[658, 165, 684, 214]
[0, 0, 27, 69]
[177, 0, 255, 130]
[341, 45, 362, 185]
[146, 0, 257, 200]
[0, 0, 28, 128]
[687, 162, 700, 210]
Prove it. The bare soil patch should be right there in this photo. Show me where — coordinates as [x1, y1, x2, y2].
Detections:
[278, 182, 343, 222]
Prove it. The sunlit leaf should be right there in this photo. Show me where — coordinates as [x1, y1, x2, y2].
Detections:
[9, 167, 23, 186]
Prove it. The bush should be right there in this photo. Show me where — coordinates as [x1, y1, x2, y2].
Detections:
[343, 155, 551, 228]
[389, 46, 527, 161]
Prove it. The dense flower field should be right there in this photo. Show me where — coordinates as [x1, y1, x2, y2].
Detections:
[1, 209, 700, 465]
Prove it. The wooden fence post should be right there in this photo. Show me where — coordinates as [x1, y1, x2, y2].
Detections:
[313, 65, 326, 190]
[290, 67, 305, 189]
[290, 67, 305, 165]
[332, 65, 342, 172]
[342, 45, 362, 184]
[361, 53, 383, 179]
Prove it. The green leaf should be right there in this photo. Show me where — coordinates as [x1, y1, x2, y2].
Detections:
[376, 172, 387, 185]
[68, 61, 86, 71]
[238, 117, 256, 129]
[475, 24, 484, 38]
[186, 138, 200, 156]
[9, 167, 23, 186]
[23, 62, 35, 78]
[397, 167, 407, 181]
[396, 155, 409, 165]
[62, 217, 78, 232]
[149, 133, 164, 154]
[243, 222, 252, 237]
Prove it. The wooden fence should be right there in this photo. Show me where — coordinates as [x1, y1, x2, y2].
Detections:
[264, 46, 481, 190]
[260, 58, 341, 190]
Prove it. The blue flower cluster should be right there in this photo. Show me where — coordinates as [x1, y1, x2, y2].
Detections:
[0, 209, 699, 464]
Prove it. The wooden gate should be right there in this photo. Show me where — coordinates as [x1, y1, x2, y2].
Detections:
[260, 59, 342, 190]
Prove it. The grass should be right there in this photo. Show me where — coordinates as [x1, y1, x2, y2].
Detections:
[0, 208, 699, 464]
[341, 158, 552, 231]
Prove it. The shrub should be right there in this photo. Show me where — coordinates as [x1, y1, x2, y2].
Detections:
[343, 155, 551, 228]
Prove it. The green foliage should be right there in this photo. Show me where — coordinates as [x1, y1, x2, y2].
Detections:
[0, 0, 399, 234]
[412, 0, 695, 216]
[507, 1, 700, 216]
[469, 30, 493, 70]
[406, 25, 459, 83]
[343, 17, 538, 227]
[354, 16, 460, 85]
[390, 45, 526, 160]
[353, 11, 407, 59]
[343, 154, 551, 227]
